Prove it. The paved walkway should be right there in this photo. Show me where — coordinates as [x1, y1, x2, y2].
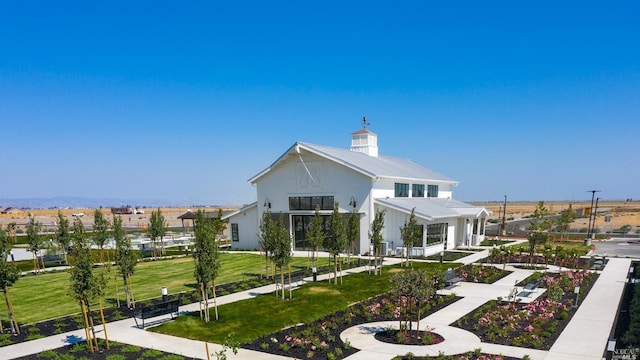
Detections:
[0, 252, 632, 360]
[339, 256, 631, 360]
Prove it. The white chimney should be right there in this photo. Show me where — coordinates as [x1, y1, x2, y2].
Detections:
[350, 128, 378, 157]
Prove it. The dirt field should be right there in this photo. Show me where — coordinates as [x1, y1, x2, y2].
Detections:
[0, 207, 232, 232]
[2, 201, 639, 235]
[475, 200, 640, 234]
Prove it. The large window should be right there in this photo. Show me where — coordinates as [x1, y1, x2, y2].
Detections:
[412, 184, 424, 197]
[231, 223, 239, 242]
[395, 183, 409, 197]
[427, 185, 439, 198]
[426, 223, 448, 245]
[289, 196, 334, 210]
[292, 215, 331, 250]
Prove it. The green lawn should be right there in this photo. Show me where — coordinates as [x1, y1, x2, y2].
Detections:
[151, 261, 456, 344]
[2, 253, 331, 324]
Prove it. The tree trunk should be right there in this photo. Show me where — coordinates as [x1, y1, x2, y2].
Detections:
[212, 282, 219, 321]
[114, 273, 120, 308]
[280, 267, 285, 300]
[288, 265, 292, 300]
[127, 274, 135, 308]
[98, 299, 110, 349]
[3, 288, 19, 335]
[416, 301, 421, 341]
[81, 301, 94, 353]
[334, 255, 338, 285]
[32, 253, 39, 274]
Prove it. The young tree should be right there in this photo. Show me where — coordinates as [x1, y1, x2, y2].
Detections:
[6, 222, 16, 245]
[68, 217, 106, 353]
[399, 208, 420, 267]
[113, 215, 137, 308]
[0, 227, 20, 334]
[527, 201, 552, 267]
[369, 209, 385, 275]
[193, 210, 222, 321]
[558, 203, 575, 241]
[391, 268, 434, 340]
[326, 203, 347, 284]
[55, 211, 71, 264]
[307, 205, 325, 270]
[346, 208, 360, 261]
[93, 209, 111, 263]
[26, 215, 44, 273]
[258, 209, 276, 279]
[148, 208, 167, 259]
[270, 214, 292, 299]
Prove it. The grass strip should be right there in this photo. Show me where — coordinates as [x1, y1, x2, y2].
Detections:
[151, 261, 457, 344]
[5, 253, 331, 324]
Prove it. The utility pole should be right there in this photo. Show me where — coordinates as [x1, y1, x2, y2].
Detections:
[586, 190, 601, 246]
[592, 197, 601, 240]
[500, 195, 507, 236]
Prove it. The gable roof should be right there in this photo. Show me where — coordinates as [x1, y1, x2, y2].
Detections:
[375, 197, 491, 221]
[249, 141, 457, 185]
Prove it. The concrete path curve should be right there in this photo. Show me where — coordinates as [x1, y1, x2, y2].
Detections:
[340, 320, 481, 357]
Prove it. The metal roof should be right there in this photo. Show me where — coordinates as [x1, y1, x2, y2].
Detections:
[375, 197, 490, 221]
[249, 141, 457, 184]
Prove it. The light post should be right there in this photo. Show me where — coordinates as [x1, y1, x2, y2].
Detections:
[161, 287, 168, 302]
[573, 286, 580, 308]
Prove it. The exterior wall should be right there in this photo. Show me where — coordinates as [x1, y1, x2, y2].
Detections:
[254, 150, 374, 253]
[371, 178, 455, 199]
[374, 203, 462, 257]
[227, 205, 260, 250]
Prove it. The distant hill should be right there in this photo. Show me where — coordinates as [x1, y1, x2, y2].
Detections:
[0, 196, 219, 209]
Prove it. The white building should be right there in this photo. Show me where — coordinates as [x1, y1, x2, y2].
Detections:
[223, 126, 490, 257]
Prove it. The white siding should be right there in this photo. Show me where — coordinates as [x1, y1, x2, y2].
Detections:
[254, 149, 374, 253]
[227, 205, 260, 250]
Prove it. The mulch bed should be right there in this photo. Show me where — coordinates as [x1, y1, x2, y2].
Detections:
[374, 329, 444, 345]
[13, 339, 199, 360]
[454, 270, 600, 350]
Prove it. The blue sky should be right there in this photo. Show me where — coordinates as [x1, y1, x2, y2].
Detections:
[1, 1, 638, 206]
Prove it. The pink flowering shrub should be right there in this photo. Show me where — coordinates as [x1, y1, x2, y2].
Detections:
[457, 270, 596, 349]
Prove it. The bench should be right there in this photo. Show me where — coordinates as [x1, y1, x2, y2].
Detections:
[591, 260, 604, 270]
[275, 270, 306, 291]
[133, 298, 180, 329]
[444, 269, 463, 287]
[42, 254, 66, 266]
[520, 282, 538, 297]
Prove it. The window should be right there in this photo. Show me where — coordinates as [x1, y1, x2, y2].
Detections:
[231, 223, 239, 242]
[292, 214, 331, 250]
[288, 196, 335, 211]
[412, 184, 424, 197]
[395, 183, 409, 197]
[427, 185, 439, 198]
[426, 223, 448, 245]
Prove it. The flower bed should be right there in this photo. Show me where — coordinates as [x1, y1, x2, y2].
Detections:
[456, 264, 511, 284]
[455, 270, 598, 350]
[374, 327, 444, 345]
[244, 293, 460, 360]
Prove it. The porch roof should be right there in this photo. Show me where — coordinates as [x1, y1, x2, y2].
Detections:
[374, 197, 490, 221]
